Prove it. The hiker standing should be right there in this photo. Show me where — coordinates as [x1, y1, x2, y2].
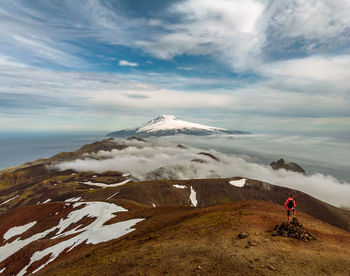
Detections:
[284, 195, 296, 221]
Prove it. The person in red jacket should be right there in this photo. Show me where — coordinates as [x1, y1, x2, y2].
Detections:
[284, 195, 296, 221]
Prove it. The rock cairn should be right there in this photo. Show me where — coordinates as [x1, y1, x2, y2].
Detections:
[272, 218, 315, 241]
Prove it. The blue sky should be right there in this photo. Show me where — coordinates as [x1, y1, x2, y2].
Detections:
[0, 0, 350, 137]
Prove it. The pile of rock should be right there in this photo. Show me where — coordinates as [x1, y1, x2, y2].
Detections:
[272, 218, 315, 241]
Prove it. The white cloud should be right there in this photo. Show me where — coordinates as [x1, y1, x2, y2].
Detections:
[137, 0, 266, 70]
[262, 55, 350, 86]
[118, 60, 139, 67]
[176, 67, 193, 71]
[135, 0, 350, 72]
[267, 0, 350, 44]
[91, 89, 235, 109]
[0, 54, 28, 68]
[55, 138, 350, 209]
[11, 35, 86, 68]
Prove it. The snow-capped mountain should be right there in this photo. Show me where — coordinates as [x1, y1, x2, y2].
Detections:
[106, 115, 249, 137]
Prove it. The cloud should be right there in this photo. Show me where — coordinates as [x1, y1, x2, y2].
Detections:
[118, 60, 139, 67]
[0, 0, 148, 68]
[265, 0, 350, 57]
[176, 67, 193, 71]
[134, 0, 350, 72]
[261, 55, 350, 91]
[1, 0, 350, 72]
[91, 89, 235, 109]
[0, 55, 28, 68]
[55, 138, 350, 209]
[137, 0, 266, 71]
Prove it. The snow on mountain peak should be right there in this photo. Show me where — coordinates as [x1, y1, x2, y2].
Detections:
[148, 115, 178, 124]
[137, 115, 225, 133]
[106, 115, 250, 137]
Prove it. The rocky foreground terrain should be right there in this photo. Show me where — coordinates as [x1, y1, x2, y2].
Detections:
[0, 138, 349, 275]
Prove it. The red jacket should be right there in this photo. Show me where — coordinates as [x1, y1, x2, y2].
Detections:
[284, 197, 296, 210]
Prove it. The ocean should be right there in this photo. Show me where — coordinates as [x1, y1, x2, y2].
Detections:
[0, 132, 105, 170]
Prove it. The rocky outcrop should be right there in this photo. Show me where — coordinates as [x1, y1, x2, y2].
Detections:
[197, 152, 220, 162]
[126, 136, 147, 142]
[270, 159, 306, 174]
[191, 159, 208, 164]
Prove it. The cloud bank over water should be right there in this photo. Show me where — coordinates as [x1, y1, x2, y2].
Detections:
[55, 138, 350, 209]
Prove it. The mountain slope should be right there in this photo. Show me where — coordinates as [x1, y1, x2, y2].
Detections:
[2, 201, 348, 276]
[106, 115, 249, 137]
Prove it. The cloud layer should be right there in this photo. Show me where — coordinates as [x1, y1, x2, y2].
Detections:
[55, 138, 350, 209]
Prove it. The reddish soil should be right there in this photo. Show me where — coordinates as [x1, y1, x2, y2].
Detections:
[33, 201, 350, 276]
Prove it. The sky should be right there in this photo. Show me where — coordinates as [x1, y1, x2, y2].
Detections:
[0, 0, 350, 137]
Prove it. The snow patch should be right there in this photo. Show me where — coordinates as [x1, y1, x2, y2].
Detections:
[0, 195, 19, 206]
[43, 199, 51, 204]
[107, 191, 119, 200]
[152, 203, 156, 207]
[0, 267, 5, 273]
[82, 180, 130, 188]
[65, 197, 81, 202]
[190, 186, 198, 207]
[173, 184, 186, 189]
[229, 178, 247, 187]
[0, 201, 144, 276]
[3, 221, 37, 241]
[122, 173, 130, 177]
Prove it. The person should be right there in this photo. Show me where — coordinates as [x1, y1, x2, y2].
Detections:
[284, 195, 296, 221]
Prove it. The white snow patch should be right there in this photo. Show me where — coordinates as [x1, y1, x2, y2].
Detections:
[0, 195, 19, 206]
[152, 203, 156, 207]
[71, 173, 76, 176]
[65, 197, 81, 202]
[3, 221, 37, 241]
[107, 191, 119, 200]
[122, 173, 130, 177]
[55, 212, 59, 215]
[0, 267, 5, 273]
[82, 180, 130, 188]
[173, 184, 186, 189]
[0, 201, 144, 276]
[229, 178, 247, 187]
[190, 186, 198, 207]
[92, 175, 97, 178]
[43, 199, 51, 204]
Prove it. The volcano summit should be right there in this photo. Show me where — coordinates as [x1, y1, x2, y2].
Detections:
[107, 115, 249, 138]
